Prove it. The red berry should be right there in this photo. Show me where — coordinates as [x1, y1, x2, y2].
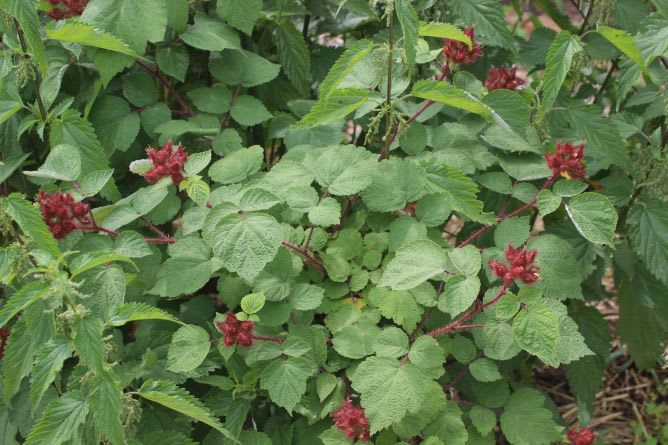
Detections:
[215, 312, 255, 347]
[38, 191, 91, 239]
[443, 27, 482, 65]
[568, 427, 596, 445]
[142, 140, 189, 185]
[484, 65, 524, 91]
[545, 142, 587, 179]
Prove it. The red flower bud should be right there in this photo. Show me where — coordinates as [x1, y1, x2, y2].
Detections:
[489, 244, 540, 285]
[484, 65, 524, 91]
[331, 399, 371, 442]
[443, 27, 482, 66]
[142, 139, 189, 185]
[568, 427, 596, 445]
[545, 142, 586, 179]
[38, 191, 91, 239]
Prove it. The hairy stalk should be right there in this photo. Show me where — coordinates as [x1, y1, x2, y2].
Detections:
[136, 60, 194, 117]
[282, 241, 325, 272]
[252, 334, 285, 344]
[380, 10, 394, 159]
[14, 19, 47, 123]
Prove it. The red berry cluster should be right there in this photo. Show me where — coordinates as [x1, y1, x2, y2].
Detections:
[484, 65, 524, 91]
[567, 427, 596, 445]
[38, 191, 91, 239]
[215, 312, 254, 347]
[443, 27, 482, 65]
[143, 140, 189, 185]
[331, 399, 370, 442]
[47, 0, 87, 19]
[545, 142, 586, 179]
[488, 244, 540, 285]
[0, 328, 9, 361]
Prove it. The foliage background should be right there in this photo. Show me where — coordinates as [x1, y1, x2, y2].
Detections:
[0, 0, 667, 444]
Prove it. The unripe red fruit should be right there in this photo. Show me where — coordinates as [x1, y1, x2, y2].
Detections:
[488, 243, 540, 285]
[545, 142, 587, 179]
[143, 140, 189, 185]
[442, 27, 482, 65]
[484, 65, 524, 91]
[215, 312, 255, 347]
[331, 399, 370, 442]
[38, 191, 91, 239]
[568, 427, 596, 445]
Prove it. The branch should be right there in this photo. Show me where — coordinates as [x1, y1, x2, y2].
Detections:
[135, 60, 194, 117]
[380, 12, 395, 160]
[578, 0, 596, 35]
[281, 241, 325, 272]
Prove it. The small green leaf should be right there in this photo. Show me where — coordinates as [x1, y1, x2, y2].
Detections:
[180, 12, 241, 51]
[395, 0, 420, 67]
[0, 282, 49, 329]
[24, 144, 81, 182]
[379, 240, 446, 290]
[412, 80, 491, 117]
[513, 305, 559, 360]
[108, 302, 184, 327]
[373, 327, 409, 358]
[565, 192, 618, 245]
[241, 293, 266, 314]
[539, 31, 582, 115]
[297, 88, 370, 128]
[167, 325, 211, 373]
[184, 151, 212, 177]
[418, 22, 471, 45]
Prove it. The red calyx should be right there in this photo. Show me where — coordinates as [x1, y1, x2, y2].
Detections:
[568, 427, 596, 445]
[37, 191, 91, 239]
[142, 139, 189, 185]
[484, 65, 524, 91]
[215, 312, 254, 347]
[47, 0, 87, 19]
[331, 399, 371, 442]
[443, 27, 482, 65]
[545, 141, 587, 179]
[0, 328, 9, 361]
[488, 243, 540, 285]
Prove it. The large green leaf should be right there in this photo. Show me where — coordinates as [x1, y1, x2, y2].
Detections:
[30, 337, 72, 411]
[24, 394, 89, 445]
[412, 80, 491, 117]
[260, 357, 314, 413]
[627, 197, 668, 286]
[379, 239, 446, 290]
[539, 31, 582, 116]
[565, 192, 618, 246]
[24, 143, 81, 182]
[46, 20, 140, 57]
[0, 281, 49, 328]
[499, 388, 563, 444]
[5, 0, 47, 75]
[446, 0, 514, 49]
[298, 88, 370, 128]
[596, 25, 645, 69]
[361, 158, 425, 212]
[167, 325, 211, 373]
[5, 193, 60, 257]
[87, 371, 125, 445]
[395, 0, 419, 67]
[216, 0, 261, 35]
[319, 40, 373, 97]
[73, 316, 105, 373]
[275, 20, 311, 96]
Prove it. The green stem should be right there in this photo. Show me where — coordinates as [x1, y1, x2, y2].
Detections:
[14, 19, 47, 123]
[380, 11, 394, 159]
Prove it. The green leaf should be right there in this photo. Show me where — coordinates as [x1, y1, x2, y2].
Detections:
[50, 110, 119, 200]
[260, 357, 314, 413]
[188, 85, 231, 114]
[183, 151, 212, 177]
[539, 31, 582, 115]
[216, 0, 261, 35]
[596, 25, 645, 69]
[565, 192, 617, 246]
[499, 388, 563, 445]
[275, 20, 311, 96]
[5, 0, 47, 76]
[0, 281, 49, 329]
[24, 394, 89, 445]
[152, 256, 218, 297]
[288, 284, 324, 311]
[2, 316, 35, 403]
[0, 152, 29, 184]
[536, 190, 561, 216]
[241, 292, 266, 314]
[469, 405, 496, 436]
[107, 302, 183, 326]
[89, 95, 141, 154]
[395, 0, 419, 67]
[45, 19, 140, 57]
[24, 143, 81, 182]
[361, 158, 425, 212]
[156, 45, 189, 82]
[367, 287, 422, 332]
[113, 230, 151, 258]
[138, 380, 235, 440]
[351, 356, 427, 433]
[418, 22, 471, 45]
[297, 88, 370, 128]
[311, 145, 377, 196]
[5, 193, 60, 258]
[73, 316, 104, 373]
[528, 234, 583, 300]
[440, 275, 480, 317]
[209, 146, 264, 184]
[379, 239, 446, 290]
[627, 197, 668, 286]
[373, 327, 409, 358]
[423, 401, 468, 445]
[212, 213, 283, 281]
[30, 337, 72, 411]
[70, 251, 134, 277]
[512, 305, 559, 361]
[448, 245, 482, 276]
[230, 95, 272, 126]
[167, 325, 211, 373]
[186, 179, 211, 207]
[210, 50, 281, 88]
[0, 79, 23, 126]
[446, 0, 515, 49]
[408, 335, 445, 370]
[319, 40, 373, 98]
[308, 198, 341, 227]
[494, 216, 530, 249]
[76, 169, 114, 199]
[412, 80, 491, 117]
[180, 12, 241, 51]
[469, 358, 501, 382]
[87, 371, 125, 445]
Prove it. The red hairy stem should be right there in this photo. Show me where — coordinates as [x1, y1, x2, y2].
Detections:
[140, 216, 170, 240]
[252, 335, 286, 344]
[427, 284, 509, 338]
[303, 191, 329, 250]
[135, 60, 194, 117]
[145, 237, 176, 245]
[281, 241, 325, 272]
[458, 173, 558, 248]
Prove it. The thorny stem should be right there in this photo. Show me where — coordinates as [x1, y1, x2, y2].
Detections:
[281, 241, 325, 272]
[14, 19, 47, 123]
[136, 60, 194, 117]
[458, 173, 559, 248]
[427, 283, 509, 338]
[140, 216, 171, 240]
[144, 237, 176, 245]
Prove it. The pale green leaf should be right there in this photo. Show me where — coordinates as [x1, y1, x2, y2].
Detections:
[167, 325, 211, 373]
[379, 239, 446, 290]
[24, 144, 81, 182]
[565, 192, 617, 246]
[46, 20, 140, 57]
[260, 357, 314, 413]
[24, 395, 88, 445]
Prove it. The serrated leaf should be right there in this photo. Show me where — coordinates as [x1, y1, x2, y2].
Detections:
[298, 88, 370, 128]
[395, 0, 419, 67]
[209, 146, 264, 184]
[512, 305, 559, 361]
[275, 20, 311, 96]
[5, 193, 60, 258]
[24, 144, 81, 182]
[184, 150, 212, 177]
[418, 22, 471, 45]
[311, 145, 377, 196]
[627, 197, 668, 286]
[367, 287, 422, 331]
[77, 169, 114, 198]
[260, 357, 314, 413]
[361, 157, 425, 212]
[539, 31, 582, 115]
[180, 12, 240, 51]
[30, 337, 72, 411]
[379, 239, 446, 290]
[596, 25, 645, 69]
[87, 371, 125, 445]
[241, 292, 266, 314]
[216, 0, 261, 35]
[46, 20, 140, 57]
[152, 256, 217, 297]
[319, 40, 373, 97]
[500, 388, 563, 445]
[536, 189, 561, 216]
[565, 192, 617, 246]
[138, 380, 235, 440]
[412, 80, 491, 117]
[373, 327, 409, 358]
[408, 335, 445, 370]
[186, 179, 211, 207]
[308, 197, 341, 227]
[107, 302, 183, 327]
[2, 317, 35, 403]
[469, 405, 496, 436]
[5, 0, 47, 76]
[440, 274, 480, 317]
[447, 0, 514, 49]
[73, 316, 104, 373]
[0, 281, 49, 329]
[24, 394, 88, 445]
[167, 325, 211, 373]
[230, 95, 272, 126]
